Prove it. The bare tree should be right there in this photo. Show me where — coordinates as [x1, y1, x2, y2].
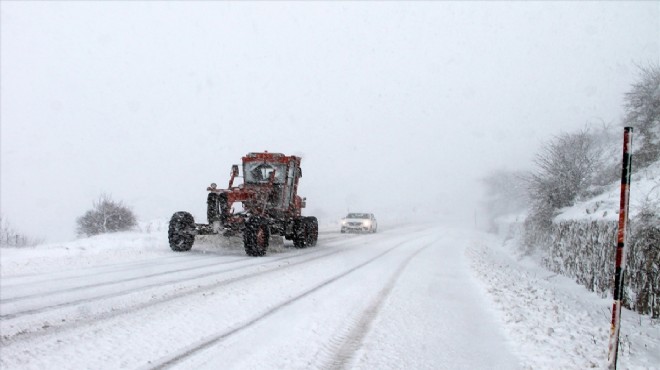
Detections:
[528, 129, 603, 211]
[76, 194, 137, 237]
[522, 129, 604, 250]
[624, 63, 660, 167]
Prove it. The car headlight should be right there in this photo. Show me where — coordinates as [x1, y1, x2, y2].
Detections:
[363, 220, 371, 226]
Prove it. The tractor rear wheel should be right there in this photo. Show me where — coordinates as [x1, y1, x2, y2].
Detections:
[293, 218, 307, 249]
[168, 211, 195, 252]
[305, 216, 318, 247]
[244, 217, 270, 256]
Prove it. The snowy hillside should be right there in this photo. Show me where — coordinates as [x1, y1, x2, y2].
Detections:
[555, 160, 660, 223]
[1, 222, 658, 369]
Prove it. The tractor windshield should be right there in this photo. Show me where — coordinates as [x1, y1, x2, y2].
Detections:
[244, 162, 287, 184]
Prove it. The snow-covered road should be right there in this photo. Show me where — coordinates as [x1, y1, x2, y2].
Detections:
[2, 223, 658, 369]
[1, 224, 519, 369]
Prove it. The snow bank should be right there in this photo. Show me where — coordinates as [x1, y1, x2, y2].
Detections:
[0, 220, 171, 277]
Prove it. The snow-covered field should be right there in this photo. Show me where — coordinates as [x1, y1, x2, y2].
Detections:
[1, 222, 658, 369]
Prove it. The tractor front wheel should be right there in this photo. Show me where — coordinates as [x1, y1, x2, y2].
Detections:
[207, 192, 229, 224]
[168, 211, 195, 252]
[244, 217, 270, 256]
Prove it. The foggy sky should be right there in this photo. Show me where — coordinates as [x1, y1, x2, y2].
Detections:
[1, 2, 658, 242]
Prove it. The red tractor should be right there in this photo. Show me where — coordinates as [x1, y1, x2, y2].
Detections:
[168, 152, 318, 256]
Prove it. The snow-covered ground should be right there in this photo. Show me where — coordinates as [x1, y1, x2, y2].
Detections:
[1, 222, 658, 369]
[469, 233, 659, 370]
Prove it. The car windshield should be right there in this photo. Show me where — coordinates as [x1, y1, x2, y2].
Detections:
[346, 213, 370, 219]
[244, 162, 287, 184]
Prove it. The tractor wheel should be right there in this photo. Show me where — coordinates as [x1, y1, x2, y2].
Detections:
[168, 211, 195, 252]
[207, 193, 219, 223]
[293, 218, 307, 249]
[305, 217, 318, 247]
[244, 217, 270, 256]
[207, 192, 229, 224]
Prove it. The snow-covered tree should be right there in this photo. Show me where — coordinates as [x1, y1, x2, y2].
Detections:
[624, 63, 660, 167]
[76, 194, 137, 237]
[481, 169, 529, 230]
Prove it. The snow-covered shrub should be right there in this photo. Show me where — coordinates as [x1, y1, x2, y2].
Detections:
[76, 194, 137, 237]
[542, 220, 616, 296]
[541, 217, 659, 318]
[627, 200, 660, 317]
[521, 209, 553, 255]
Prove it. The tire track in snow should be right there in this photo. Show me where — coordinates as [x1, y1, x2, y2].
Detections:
[0, 246, 349, 344]
[1, 231, 342, 286]
[1, 232, 353, 311]
[320, 241, 433, 370]
[147, 235, 431, 370]
[0, 255, 252, 303]
[0, 229, 414, 345]
[0, 231, 343, 288]
[0, 253, 209, 284]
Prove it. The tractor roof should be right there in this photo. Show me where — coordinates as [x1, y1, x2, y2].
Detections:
[243, 152, 301, 165]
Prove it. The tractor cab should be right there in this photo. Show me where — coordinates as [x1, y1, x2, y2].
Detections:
[238, 152, 303, 214]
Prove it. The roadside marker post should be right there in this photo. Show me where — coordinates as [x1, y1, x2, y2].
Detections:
[607, 127, 633, 370]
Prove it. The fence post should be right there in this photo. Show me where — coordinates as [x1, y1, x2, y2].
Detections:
[607, 127, 633, 369]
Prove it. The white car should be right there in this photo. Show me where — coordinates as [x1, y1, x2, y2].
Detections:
[340, 213, 378, 233]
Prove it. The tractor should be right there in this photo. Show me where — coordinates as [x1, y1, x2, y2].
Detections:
[168, 152, 318, 256]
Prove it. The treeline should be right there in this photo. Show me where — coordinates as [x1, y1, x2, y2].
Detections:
[0, 215, 43, 247]
[483, 64, 660, 317]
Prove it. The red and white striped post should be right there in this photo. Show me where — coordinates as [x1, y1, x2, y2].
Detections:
[607, 127, 633, 370]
